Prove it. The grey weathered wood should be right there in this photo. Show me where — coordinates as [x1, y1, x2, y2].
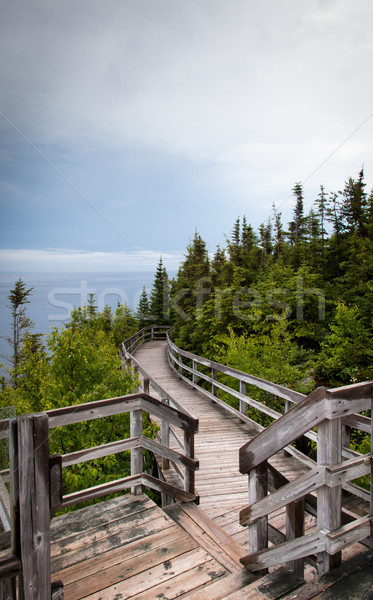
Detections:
[47, 396, 142, 428]
[211, 368, 218, 396]
[286, 498, 305, 578]
[61, 436, 141, 467]
[317, 415, 342, 574]
[141, 436, 198, 471]
[13, 414, 51, 600]
[0, 577, 16, 600]
[248, 462, 268, 577]
[130, 409, 143, 494]
[161, 417, 170, 470]
[240, 387, 327, 474]
[0, 475, 11, 531]
[239, 381, 246, 415]
[240, 467, 324, 526]
[61, 474, 143, 508]
[49, 454, 63, 517]
[184, 431, 195, 495]
[241, 530, 325, 571]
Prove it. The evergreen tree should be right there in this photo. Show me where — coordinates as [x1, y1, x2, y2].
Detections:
[136, 286, 151, 329]
[149, 257, 170, 324]
[272, 205, 285, 260]
[7, 278, 34, 386]
[288, 182, 306, 267]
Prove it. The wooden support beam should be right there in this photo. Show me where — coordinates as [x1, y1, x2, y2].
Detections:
[317, 415, 342, 574]
[11, 414, 51, 600]
[286, 498, 305, 578]
[130, 409, 143, 495]
[248, 462, 268, 577]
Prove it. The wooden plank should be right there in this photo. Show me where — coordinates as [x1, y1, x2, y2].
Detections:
[240, 530, 326, 571]
[61, 436, 141, 467]
[80, 547, 225, 600]
[61, 529, 198, 599]
[52, 512, 174, 573]
[47, 397, 142, 428]
[164, 503, 243, 573]
[240, 467, 324, 526]
[60, 474, 143, 508]
[141, 436, 199, 470]
[217, 567, 304, 600]
[325, 515, 372, 554]
[239, 387, 327, 474]
[174, 502, 247, 566]
[182, 569, 256, 600]
[53, 525, 187, 585]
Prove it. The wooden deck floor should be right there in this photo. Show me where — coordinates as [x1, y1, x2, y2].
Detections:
[134, 341, 314, 544]
[51, 492, 257, 600]
[50, 491, 373, 600]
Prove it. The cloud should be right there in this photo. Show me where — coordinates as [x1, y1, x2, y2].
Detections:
[0, 248, 184, 273]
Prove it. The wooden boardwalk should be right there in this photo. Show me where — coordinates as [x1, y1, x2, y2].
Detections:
[47, 340, 371, 600]
[134, 340, 312, 545]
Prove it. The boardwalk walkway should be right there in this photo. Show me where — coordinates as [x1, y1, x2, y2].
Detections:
[134, 340, 311, 548]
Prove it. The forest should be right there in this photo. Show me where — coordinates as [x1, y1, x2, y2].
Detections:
[1, 168, 372, 492]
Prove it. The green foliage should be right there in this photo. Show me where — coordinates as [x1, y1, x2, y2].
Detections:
[0, 298, 141, 500]
[212, 321, 314, 427]
[149, 257, 170, 324]
[111, 302, 138, 347]
[168, 168, 373, 391]
[315, 302, 373, 386]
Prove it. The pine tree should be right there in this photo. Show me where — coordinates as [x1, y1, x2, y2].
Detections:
[272, 205, 285, 259]
[7, 277, 34, 386]
[136, 286, 151, 329]
[150, 257, 170, 324]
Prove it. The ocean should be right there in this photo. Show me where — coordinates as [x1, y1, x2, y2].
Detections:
[0, 271, 163, 369]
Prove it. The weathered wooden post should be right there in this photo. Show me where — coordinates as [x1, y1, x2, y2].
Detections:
[130, 409, 143, 495]
[211, 368, 218, 397]
[239, 380, 246, 415]
[286, 498, 305, 577]
[184, 431, 195, 496]
[143, 377, 150, 395]
[11, 413, 51, 600]
[161, 418, 170, 471]
[317, 400, 342, 574]
[248, 461, 268, 577]
[192, 360, 198, 384]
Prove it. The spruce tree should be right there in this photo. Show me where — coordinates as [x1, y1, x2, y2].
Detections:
[136, 286, 151, 329]
[7, 277, 34, 386]
[150, 257, 170, 324]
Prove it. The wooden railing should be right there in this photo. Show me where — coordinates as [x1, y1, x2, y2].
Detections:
[0, 391, 198, 599]
[238, 383, 372, 577]
[124, 327, 372, 578]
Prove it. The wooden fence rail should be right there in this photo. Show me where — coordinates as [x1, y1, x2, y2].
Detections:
[239, 383, 372, 577]
[0, 390, 198, 598]
[122, 327, 372, 578]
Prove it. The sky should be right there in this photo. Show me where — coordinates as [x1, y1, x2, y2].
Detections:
[0, 0, 372, 273]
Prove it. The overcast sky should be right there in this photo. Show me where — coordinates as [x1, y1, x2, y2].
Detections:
[0, 0, 372, 273]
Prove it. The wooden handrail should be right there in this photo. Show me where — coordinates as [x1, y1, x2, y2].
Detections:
[237, 380, 372, 577]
